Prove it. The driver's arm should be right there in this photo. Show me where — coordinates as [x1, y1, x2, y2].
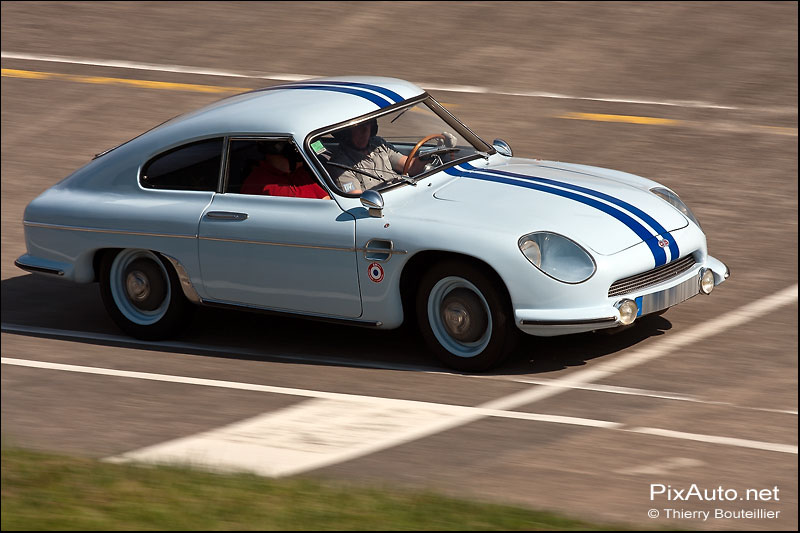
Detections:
[393, 154, 426, 176]
[384, 145, 425, 176]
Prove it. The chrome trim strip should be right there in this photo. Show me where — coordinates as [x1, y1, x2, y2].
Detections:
[23, 221, 196, 239]
[14, 259, 64, 276]
[199, 235, 408, 254]
[355, 247, 408, 255]
[520, 317, 618, 326]
[23, 222, 410, 255]
[200, 298, 382, 327]
[159, 254, 202, 304]
[199, 236, 354, 252]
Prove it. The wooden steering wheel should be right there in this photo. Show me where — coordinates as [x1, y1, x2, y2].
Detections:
[402, 133, 446, 175]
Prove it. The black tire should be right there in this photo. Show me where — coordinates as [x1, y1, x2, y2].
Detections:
[99, 249, 193, 340]
[416, 260, 517, 372]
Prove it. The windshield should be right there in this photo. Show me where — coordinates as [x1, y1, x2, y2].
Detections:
[308, 97, 492, 195]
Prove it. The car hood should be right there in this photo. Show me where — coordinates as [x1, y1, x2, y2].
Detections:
[427, 158, 688, 256]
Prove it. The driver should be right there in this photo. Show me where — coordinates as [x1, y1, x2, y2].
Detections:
[328, 118, 456, 194]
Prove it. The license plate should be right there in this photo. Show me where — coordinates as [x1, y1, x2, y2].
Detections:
[635, 274, 700, 316]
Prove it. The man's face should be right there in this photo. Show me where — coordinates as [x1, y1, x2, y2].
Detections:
[349, 122, 371, 150]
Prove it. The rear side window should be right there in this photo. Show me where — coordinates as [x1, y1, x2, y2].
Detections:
[140, 138, 223, 191]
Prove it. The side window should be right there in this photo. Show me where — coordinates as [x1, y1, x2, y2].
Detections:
[226, 139, 274, 194]
[226, 139, 330, 200]
[140, 138, 223, 191]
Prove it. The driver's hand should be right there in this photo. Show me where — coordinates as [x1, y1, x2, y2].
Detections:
[442, 132, 457, 148]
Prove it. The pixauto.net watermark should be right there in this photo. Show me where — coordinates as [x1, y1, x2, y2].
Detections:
[647, 484, 782, 522]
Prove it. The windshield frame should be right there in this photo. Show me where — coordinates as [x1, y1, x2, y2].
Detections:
[304, 93, 496, 197]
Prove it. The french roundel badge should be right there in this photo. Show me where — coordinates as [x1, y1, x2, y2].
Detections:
[367, 262, 384, 283]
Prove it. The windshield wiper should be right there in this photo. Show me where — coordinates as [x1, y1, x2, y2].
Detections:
[419, 146, 461, 159]
[395, 174, 417, 185]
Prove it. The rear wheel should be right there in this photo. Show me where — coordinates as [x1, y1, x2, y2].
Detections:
[100, 249, 193, 340]
[416, 261, 516, 372]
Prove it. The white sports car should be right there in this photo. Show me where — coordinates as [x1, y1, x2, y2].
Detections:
[16, 76, 729, 371]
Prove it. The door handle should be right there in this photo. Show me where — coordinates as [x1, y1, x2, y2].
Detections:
[205, 211, 248, 220]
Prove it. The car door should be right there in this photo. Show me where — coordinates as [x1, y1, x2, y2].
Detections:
[197, 137, 361, 317]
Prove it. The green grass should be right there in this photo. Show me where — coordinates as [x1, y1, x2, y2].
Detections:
[2, 447, 628, 531]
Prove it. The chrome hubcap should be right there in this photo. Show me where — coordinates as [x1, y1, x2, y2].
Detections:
[443, 302, 472, 339]
[126, 270, 151, 302]
[439, 287, 488, 343]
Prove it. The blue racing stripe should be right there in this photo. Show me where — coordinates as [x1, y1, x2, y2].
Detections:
[445, 165, 667, 266]
[278, 84, 394, 108]
[461, 162, 680, 260]
[286, 80, 405, 104]
[254, 83, 394, 108]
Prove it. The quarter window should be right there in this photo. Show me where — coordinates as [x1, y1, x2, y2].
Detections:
[140, 138, 223, 191]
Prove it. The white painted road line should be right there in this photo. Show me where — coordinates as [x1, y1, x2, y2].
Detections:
[1, 50, 767, 111]
[4, 310, 798, 416]
[486, 377, 799, 416]
[1, 356, 796, 478]
[0, 51, 298, 79]
[626, 427, 798, 455]
[3, 284, 797, 475]
[106, 399, 628, 478]
[617, 457, 706, 476]
[0, 323, 441, 373]
[0, 356, 444, 406]
[106, 397, 462, 478]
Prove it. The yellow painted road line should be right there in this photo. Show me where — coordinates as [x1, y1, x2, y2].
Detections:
[1, 67, 462, 108]
[2, 68, 791, 134]
[754, 125, 798, 136]
[2, 68, 249, 94]
[5, 51, 752, 110]
[559, 111, 798, 136]
[559, 112, 681, 126]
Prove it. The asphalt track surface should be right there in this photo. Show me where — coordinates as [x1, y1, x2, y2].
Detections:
[1, 2, 797, 530]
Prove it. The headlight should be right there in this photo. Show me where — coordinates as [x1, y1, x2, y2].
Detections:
[650, 187, 702, 228]
[518, 232, 596, 283]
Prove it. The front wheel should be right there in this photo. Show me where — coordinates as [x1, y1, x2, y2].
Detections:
[99, 249, 193, 340]
[416, 261, 517, 372]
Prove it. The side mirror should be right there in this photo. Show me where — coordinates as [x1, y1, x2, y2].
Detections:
[492, 138, 513, 157]
[360, 189, 384, 218]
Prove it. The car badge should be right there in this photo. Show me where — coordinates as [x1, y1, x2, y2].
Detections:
[658, 238, 670, 248]
[367, 262, 385, 283]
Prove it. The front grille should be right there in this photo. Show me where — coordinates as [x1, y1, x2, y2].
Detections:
[608, 254, 697, 297]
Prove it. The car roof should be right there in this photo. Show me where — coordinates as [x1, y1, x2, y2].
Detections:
[146, 76, 427, 144]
